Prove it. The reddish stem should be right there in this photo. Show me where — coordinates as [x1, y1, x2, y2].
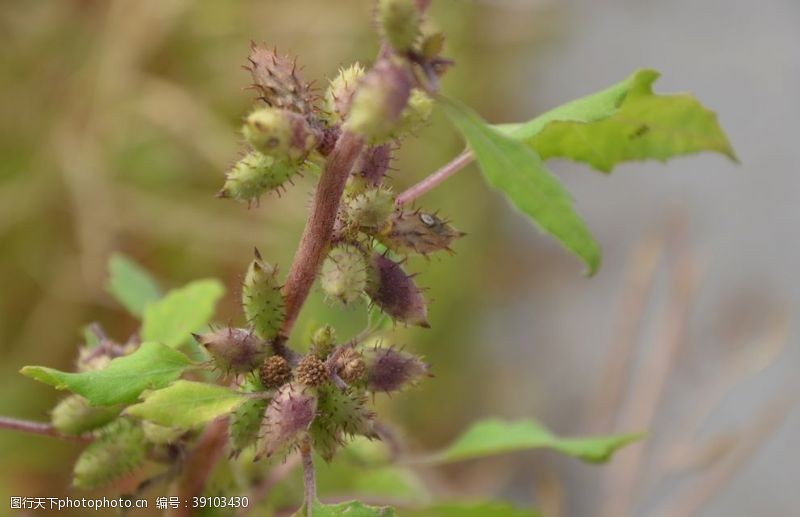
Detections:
[395, 150, 474, 206]
[280, 131, 365, 336]
[0, 416, 92, 443]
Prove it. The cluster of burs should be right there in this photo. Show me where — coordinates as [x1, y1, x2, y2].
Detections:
[200, 0, 465, 462]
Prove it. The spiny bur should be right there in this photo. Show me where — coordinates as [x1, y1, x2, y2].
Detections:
[295, 354, 328, 387]
[247, 45, 316, 115]
[242, 249, 286, 340]
[229, 397, 269, 456]
[51, 395, 120, 436]
[377, 0, 422, 52]
[378, 209, 465, 255]
[366, 252, 429, 327]
[394, 89, 434, 137]
[343, 186, 396, 233]
[310, 385, 376, 461]
[72, 418, 147, 490]
[260, 355, 293, 389]
[219, 151, 297, 204]
[242, 107, 317, 163]
[365, 346, 429, 393]
[350, 144, 393, 191]
[257, 384, 317, 459]
[323, 63, 366, 125]
[344, 58, 412, 143]
[193, 327, 268, 374]
[320, 245, 368, 307]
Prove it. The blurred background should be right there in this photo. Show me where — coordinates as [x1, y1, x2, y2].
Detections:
[1, 0, 797, 515]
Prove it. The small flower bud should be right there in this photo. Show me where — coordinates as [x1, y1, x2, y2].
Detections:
[242, 108, 317, 162]
[335, 348, 367, 385]
[218, 152, 297, 203]
[295, 355, 328, 387]
[344, 58, 412, 143]
[366, 253, 429, 327]
[378, 210, 465, 255]
[229, 397, 268, 455]
[247, 45, 315, 114]
[377, 0, 421, 52]
[323, 63, 366, 125]
[141, 421, 185, 445]
[260, 355, 293, 389]
[311, 325, 337, 358]
[51, 395, 120, 436]
[365, 346, 429, 393]
[242, 249, 286, 340]
[257, 384, 317, 459]
[320, 245, 368, 307]
[193, 327, 268, 374]
[343, 186, 396, 233]
[72, 418, 147, 489]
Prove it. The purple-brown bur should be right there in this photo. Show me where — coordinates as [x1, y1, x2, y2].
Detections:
[366, 253, 429, 327]
[257, 384, 317, 459]
[193, 328, 267, 374]
[365, 347, 429, 393]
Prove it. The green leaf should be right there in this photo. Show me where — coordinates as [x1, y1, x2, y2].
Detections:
[440, 96, 601, 274]
[301, 501, 396, 517]
[126, 380, 249, 428]
[141, 279, 225, 348]
[106, 253, 161, 318]
[400, 502, 539, 517]
[20, 342, 193, 406]
[422, 418, 643, 464]
[502, 69, 737, 172]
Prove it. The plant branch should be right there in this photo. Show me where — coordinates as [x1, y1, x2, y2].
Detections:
[280, 131, 365, 337]
[395, 150, 473, 206]
[0, 416, 92, 443]
[300, 436, 316, 517]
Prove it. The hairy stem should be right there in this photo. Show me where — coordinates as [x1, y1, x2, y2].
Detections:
[0, 416, 92, 442]
[396, 150, 473, 205]
[300, 436, 316, 517]
[280, 131, 365, 337]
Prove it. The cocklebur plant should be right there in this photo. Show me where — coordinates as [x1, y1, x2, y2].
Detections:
[2, 1, 738, 515]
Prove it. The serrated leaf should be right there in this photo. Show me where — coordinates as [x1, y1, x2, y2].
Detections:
[20, 342, 193, 406]
[440, 97, 601, 275]
[399, 502, 539, 517]
[126, 380, 249, 428]
[106, 253, 161, 318]
[298, 500, 395, 517]
[422, 418, 643, 464]
[141, 279, 225, 348]
[501, 69, 737, 172]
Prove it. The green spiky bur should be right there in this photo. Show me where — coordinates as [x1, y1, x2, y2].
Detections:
[378, 0, 421, 51]
[310, 385, 376, 462]
[344, 187, 396, 233]
[242, 107, 316, 162]
[51, 395, 120, 436]
[311, 324, 337, 358]
[230, 397, 269, 455]
[394, 89, 434, 137]
[320, 245, 369, 307]
[242, 251, 286, 340]
[220, 152, 297, 203]
[73, 419, 147, 489]
[324, 63, 366, 124]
